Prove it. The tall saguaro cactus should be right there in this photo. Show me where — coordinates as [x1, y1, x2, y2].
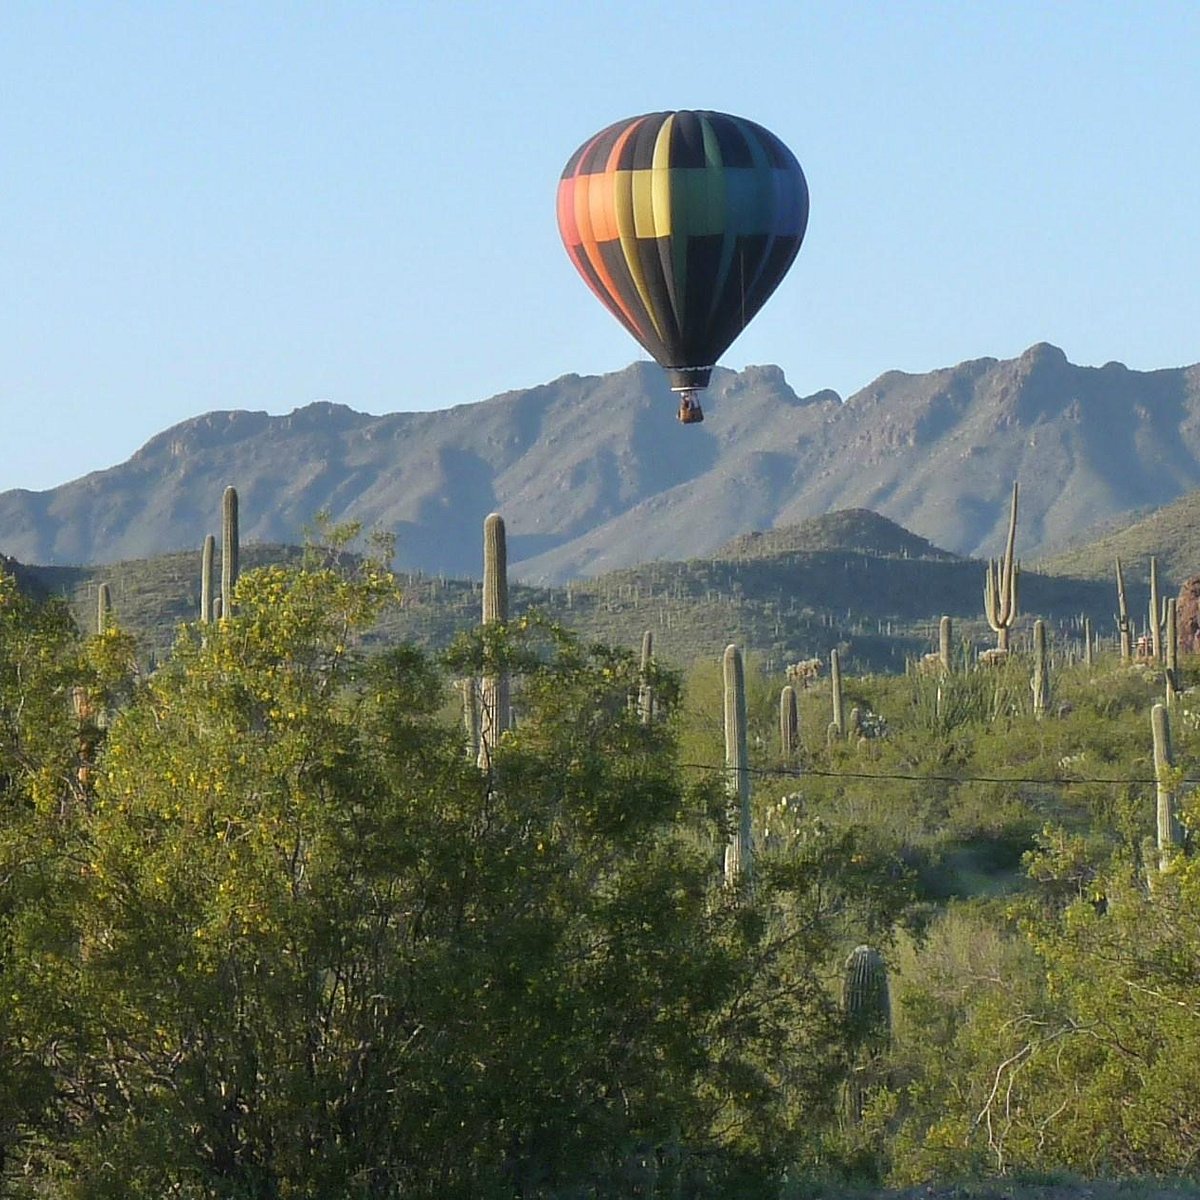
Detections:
[842, 944, 891, 1122]
[1152, 703, 1182, 870]
[478, 512, 511, 769]
[1150, 556, 1164, 661]
[829, 648, 845, 741]
[1166, 598, 1179, 704]
[983, 481, 1020, 650]
[1031, 619, 1049, 718]
[938, 615, 953, 674]
[459, 678, 481, 763]
[723, 644, 752, 886]
[201, 533, 215, 624]
[1083, 616, 1093, 667]
[96, 583, 111, 635]
[638, 630, 655, 725]
[1115, 557, 1132, 662]
[221, 486, 239, 621]
[843, 945, 891, 1038]
[779, 684, 798, 760]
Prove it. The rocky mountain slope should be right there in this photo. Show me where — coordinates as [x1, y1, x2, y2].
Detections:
[3, 343, 1199, 581]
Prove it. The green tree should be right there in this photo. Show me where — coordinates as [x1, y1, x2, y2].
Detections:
[0, 570, 138, 1181]
[0, 554, 902, 1197]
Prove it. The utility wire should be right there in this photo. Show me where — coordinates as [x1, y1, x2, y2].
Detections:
[678, 762, 1188, 788]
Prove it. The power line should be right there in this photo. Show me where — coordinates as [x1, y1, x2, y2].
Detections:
[679, 762, 1185, 788]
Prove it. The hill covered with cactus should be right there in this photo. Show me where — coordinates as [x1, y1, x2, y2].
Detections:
[23, 506, 1130, 675]
[1037, 488, 1200, 584]
[2, 344, 1200, 581]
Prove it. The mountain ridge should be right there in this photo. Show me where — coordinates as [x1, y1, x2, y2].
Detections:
[4, 345, 1200, 581]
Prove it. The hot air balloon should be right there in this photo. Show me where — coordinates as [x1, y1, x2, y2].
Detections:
[556, 110, 808, 424]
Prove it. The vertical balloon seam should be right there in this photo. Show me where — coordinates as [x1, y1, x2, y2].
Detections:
[558, 127, 647, 346]
[574, 171, 644, 338]
[737, 121, 780, 318]
[651, 115, 685, 352]
[705, 113, 741, 332]
[558, 187, 645, 347]
[609, 119, 667, 347]
[628, 118, 671, 350]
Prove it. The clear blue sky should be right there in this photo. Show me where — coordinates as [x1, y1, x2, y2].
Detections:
[3, 1, 1198, 492]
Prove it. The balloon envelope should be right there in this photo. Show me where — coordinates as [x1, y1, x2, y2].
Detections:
[557, 110, 809, 392]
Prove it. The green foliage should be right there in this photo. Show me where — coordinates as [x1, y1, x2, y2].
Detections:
[0, 552, 918, 1197]
[10, 537, 1200, 1194]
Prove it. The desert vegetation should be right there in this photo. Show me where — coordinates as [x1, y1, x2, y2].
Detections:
[2, 501, 1200, 1198]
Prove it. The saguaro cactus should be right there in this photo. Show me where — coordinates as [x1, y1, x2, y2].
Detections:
[1166, 598, 1179, 705]
[779, 684, 798, 760]
[478, 512, 510, 769]
[983, 481, 1020, 650]
[221, 486, 239, 621]
[201, 533, 215, 624]
[1083, 616, 1093, 667]
[1152, 703, 1182, 870]
[1150, 557, 1164, 661]
[939, 615, 953, 674]
[723, 644, 752, 886]
[842, 944, 891, 1122]
[843, 945, 891, 1036]
[1031, 619, 1049, 718]
[459, 678, 481, 762]
[1115, 557, 1132, 662]
[638, 630, 655, 725]
[829, 648, 845, 741]
[96, 583, 111, 635]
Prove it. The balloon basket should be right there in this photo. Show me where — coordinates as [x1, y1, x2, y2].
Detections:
[677, 391, 704, 425]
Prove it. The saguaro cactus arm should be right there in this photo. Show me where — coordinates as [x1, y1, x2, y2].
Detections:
[1115, 557, 1132, 662]
[1150, 556, 1163, 661]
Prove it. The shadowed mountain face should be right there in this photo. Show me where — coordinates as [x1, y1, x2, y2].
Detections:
[3, 345, 1199, 581]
